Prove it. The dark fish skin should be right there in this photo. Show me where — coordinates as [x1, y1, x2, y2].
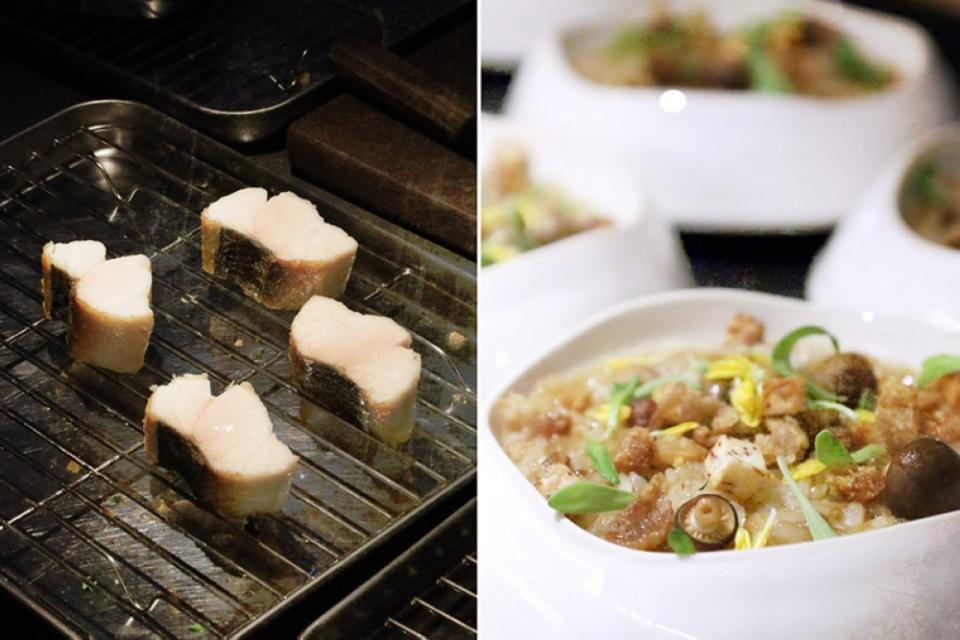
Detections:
[209, 226, 274, 302]
[290, 346, 368, 430]
[43, 263, 74, 320]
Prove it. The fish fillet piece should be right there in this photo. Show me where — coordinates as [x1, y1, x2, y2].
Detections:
[290, 296, 421, 446]
[201, 188, 358, 309]
[41, 240, 106, 320]
[144, 377, 298, 517]
[69, 255, 154, 374]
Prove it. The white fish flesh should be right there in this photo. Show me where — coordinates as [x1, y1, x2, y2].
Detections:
[289, 296, 421, 446]
[201, 188, 358, 310]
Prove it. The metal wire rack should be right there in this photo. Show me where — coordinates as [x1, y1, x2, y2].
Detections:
[0, 100, 476, 638]
[0, 0, 474, 143]
[301, 499, 476, 640]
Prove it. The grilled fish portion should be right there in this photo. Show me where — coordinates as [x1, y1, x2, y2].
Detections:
[201, 188, 358, 310]
[290, 296, 421, 446]
[144, 376, 298, 518]
[41, 240, 106, 320]
[69, 255, 154, 374]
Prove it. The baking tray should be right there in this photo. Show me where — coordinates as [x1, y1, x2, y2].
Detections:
[301, 499, 475, 639]
[0, 99, 476, 638]
[0, 0, 474, 144]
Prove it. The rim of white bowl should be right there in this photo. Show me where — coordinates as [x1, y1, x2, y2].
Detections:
[481, 287, 960, 563]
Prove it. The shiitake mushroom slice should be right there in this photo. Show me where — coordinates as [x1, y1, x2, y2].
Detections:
[675, 494, 738, 551]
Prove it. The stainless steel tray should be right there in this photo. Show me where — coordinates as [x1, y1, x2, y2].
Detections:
[0, 100, 476, 638]
[0, 0, 474, 144]
[301, 499, 476, 639]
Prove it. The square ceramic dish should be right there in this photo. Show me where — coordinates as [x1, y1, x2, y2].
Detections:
[808, 124, 960, 332]
[480, 115, 690, 391]
[479, 289, 960, 639]
[505, 0, 955, 231]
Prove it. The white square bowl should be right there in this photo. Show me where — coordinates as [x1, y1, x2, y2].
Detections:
[504, 0, 956, 231]
[480, 115, 691, 391]
[479, 288, 960, 639]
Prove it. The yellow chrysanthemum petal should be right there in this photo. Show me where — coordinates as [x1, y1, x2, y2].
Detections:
[735, 527, 752, 551]
[605, 355, 661, 371]
[791, 458, 827, 481]
[855, 409, 876, 424]
[731, 377, 763, 428]
[589, 404, 631, 425]
[749, 352, 772, 366]
[651, 421, 699, 438]
[753, 508, 778, 549]
[705, 355, 755, 381]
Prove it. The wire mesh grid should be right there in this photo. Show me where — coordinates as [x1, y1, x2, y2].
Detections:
[374, 552, 476, 639]
[0, 0, 473, 142]
[0, 101, 476, 638]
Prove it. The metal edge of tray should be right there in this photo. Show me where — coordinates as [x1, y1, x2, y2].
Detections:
[0, 98, 476, 639]
[299, 497, 476, 639]
[0, 2, 475, 144]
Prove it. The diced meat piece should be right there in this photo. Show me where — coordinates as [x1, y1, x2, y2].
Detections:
[918, 372, 960, 445]
[755, 416, 809, 466]
[289, 296, 421, 446]
[588, 484, 673, 551]
[875, 378, 920, 455]
[529, 409, 572, 438]
[808, 353, 877, 409]
[652, 435, 708, 470]
[201, 189, 358, 309]
[650, 382, 723, 430]
[614, 428, 654, 476]
[68, 255, 153, 373]
[796, 408, 862, 451]
[763, 377, 807, 416]
[711, 405, 740, 434]
[629, 398, 657, 428]
[725, 312, 765, 345]
[41, 240, 105, 320]
[691, 424, 718, 449]
[704, 436, 768, 501]
[827, 466, 885, 503]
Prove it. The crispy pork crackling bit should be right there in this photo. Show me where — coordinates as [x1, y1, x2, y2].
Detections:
[41, 240, 106, 320]
[144, 376, 298, 518]
[200, 188, 358, 310]
[290, 296, 421, 446]
[68, 255, 154, 374]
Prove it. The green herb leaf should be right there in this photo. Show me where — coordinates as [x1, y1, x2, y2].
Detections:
[904, 161, 944, 206]
[743, 23, 793, 93]
[772, 326, 841, 401]
[777, 456, 837, 540]
[851, 444, 885, 464]
[509, 204, 534, 252]
[188, 624, 205, 636]
[834, 37, 888, 88]
[607, 376, 641, 436]
[918, 355, 960, 388]
[858, 388, 877, 412]
[809, 400, 858, 422]
[586, 438, 620, 485]
[633, 374, 702, 400]
[547, 481, 637, 514]
[667, 526, 696, 556]
[814, 429, 854, 467]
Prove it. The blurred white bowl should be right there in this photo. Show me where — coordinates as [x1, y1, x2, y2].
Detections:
[480, 115, 690, 391]
[482, 0, 639, 68]
[479, 288, 960, 639]
[808, 125, 960, 331]
[505, 0, 955, 231]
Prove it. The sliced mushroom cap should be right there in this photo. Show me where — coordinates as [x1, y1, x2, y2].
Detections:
[675, 494, 738, 551]
[885, 437, 960, 520]
[809, 353, 877, 408]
